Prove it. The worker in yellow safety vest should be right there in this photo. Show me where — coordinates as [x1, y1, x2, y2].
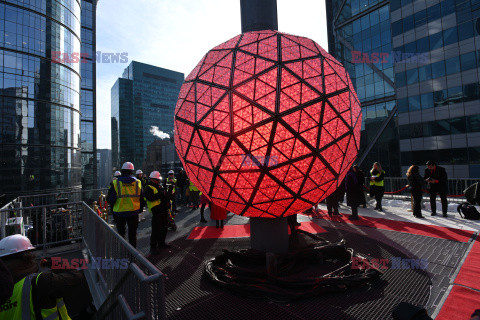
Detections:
[145, 171, 172, 256]
[369, 162, 386, 211]
[135, 169, 147, 222]
[188, 180, 200, 210]
[164, 170, 177, 213]
[0, 235, 92, 320]
[107, 161, 145, 248]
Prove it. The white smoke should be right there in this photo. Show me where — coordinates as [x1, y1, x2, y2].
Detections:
[149, 126, 170, 139]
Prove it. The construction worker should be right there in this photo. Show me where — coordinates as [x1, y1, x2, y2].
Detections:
[136, 170, 147, 222]
[135, 169, 147, 186]
[188, 180, 200, 210]
[164, 170, 177, 213]
[176, 168, 188, 205]
[107, 162, 145, 248]
[113, 171, 121, 180]
[145, 171, 171, 255]
[0, 235, 92, 319]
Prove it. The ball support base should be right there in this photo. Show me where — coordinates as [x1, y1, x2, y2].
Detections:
[204, 230, 383, 301]
[250, 216, 289, 254]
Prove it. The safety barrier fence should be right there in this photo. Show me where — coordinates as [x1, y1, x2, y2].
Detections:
[17, 188, 109, 207]
[365, 177, 479, 203]
[0, 197, 20, 240]
[0, 188, 108, 242]
[0, 201, 166, 319]
[82, 202, 165, 320]
[0, 202, 84, 255]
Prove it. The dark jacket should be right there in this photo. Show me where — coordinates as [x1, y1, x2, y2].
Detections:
[138, 177, 148, 188]
[0, 260, 13, 305]
[144, 182, 170, 213]
[356, 169, 366, 187]
[176, 170, 188, 187]
[107, 175, 145, 216]
[345, 170, 362, 207]
[424, 165, 448, 193]
[407, 172, 424, 195]
[6, 266, 90, 316]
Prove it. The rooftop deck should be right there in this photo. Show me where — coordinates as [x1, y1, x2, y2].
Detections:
[130, 199, 480, 319]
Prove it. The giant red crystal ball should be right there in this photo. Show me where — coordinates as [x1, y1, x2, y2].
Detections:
[174, 30, 361, 218]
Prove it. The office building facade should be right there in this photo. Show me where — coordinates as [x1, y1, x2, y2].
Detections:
[142, 139, 171, 176]
[1, 0, 82, 195]
[326, 0, 480, 178]
[80, 0, 97, 190]
[97, 148, 112, 188]
[111, 61, 184, 169]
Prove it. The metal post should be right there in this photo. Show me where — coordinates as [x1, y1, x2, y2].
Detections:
[1, 212, 5, 239]
[250, 217, 289, 254]
[240, 0, 278, 33]
[42, 207, 47, 256]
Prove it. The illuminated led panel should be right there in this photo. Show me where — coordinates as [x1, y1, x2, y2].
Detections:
[174, 30, 362, 218]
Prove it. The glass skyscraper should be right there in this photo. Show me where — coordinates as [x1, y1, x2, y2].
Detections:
[326, 0, 480, 178]
[111, 61, 184, 169]
[0, 0, 82, 195]
[80, 0, 97, 190]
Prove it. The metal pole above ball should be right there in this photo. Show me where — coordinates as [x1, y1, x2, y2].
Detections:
[240, 0, 289, 254]
[240, 0, 278, 33]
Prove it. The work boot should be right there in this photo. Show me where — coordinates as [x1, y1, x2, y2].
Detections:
[443, 213, 448, 217]
[431, 212, 436, 216]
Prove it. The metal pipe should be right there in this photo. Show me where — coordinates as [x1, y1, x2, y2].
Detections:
[240, 0, 278, 33]
[42, 207, 47, 256]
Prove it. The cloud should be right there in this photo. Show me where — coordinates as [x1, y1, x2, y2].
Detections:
[149, 126, 170, 139]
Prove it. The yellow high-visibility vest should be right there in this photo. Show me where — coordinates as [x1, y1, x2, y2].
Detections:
[146, 185, 161, 211]
[166, 177, 176, 193]
[370, 170, 385, 187]
[112, 179, 141, 212]
[0, 273, 70, 320]
[189, 181, 199, 192]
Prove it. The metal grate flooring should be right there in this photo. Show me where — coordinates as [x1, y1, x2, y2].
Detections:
[145, 219, 473, 320]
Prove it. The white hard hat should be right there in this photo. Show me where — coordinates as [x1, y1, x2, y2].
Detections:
[114, 171, 121, 177]
[0, 234, 36, 258]
[136, 169, 143, 175]
[168, 170, 174, 174]
[122, 162, 134, 170]
[149, 171, 162, 180]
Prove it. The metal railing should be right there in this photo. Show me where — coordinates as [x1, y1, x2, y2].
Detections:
[0, 197, 21, 239]
[81, 203, 165, 320]
[365, 177, 479, 202]
[0, 201, 165, 319]
[0, 202, 84, 255]
[17, 188, 109, 207]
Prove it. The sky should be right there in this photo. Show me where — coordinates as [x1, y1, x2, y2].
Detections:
[95, 0, 329, 149]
